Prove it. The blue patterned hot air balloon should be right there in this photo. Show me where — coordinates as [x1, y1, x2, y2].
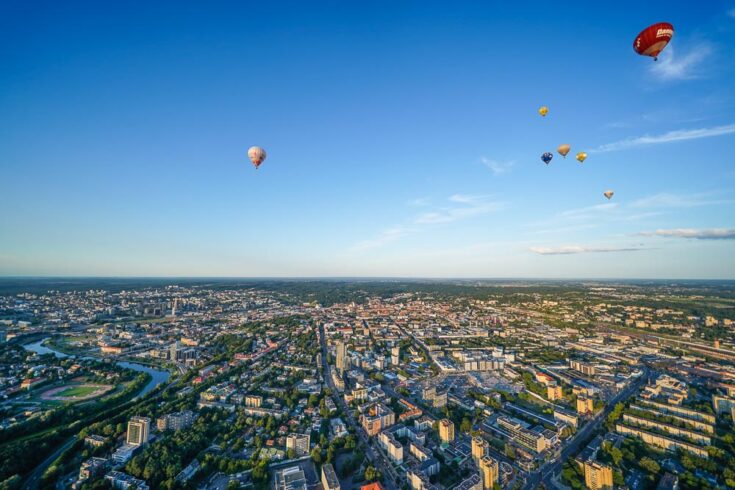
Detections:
[541, 152, 553, 165]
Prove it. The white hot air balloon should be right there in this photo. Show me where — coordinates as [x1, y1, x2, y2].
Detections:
[248, 146, 267, 169]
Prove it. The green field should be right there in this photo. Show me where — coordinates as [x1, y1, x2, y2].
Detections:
[56, 385, 101, 397]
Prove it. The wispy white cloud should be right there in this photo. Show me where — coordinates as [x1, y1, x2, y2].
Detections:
[630, 192, 727, 209]
[728, 7, 735, 19]
[531, 223, 599, 235]
[407, 197, 430, 207]
[481, 157, 515, 175]
[448, 194, 480, 204]
[638, 228, 735, 240]
[352, 195, 502, 250]
[523, 202, 618, 232]
[595, 124, 735, 153]
[416, 195, 502, 224]
[352, 226, 418, 251]
[618, 211, 663, 222]
[526, 191, 725, 238]
[558, 203, 617, 219]
[650, 43, 712, 81]
[604, 110, 711, 130]
[529, 245, 647, 255]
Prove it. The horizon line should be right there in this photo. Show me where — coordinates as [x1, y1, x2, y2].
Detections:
[1, 275, 733, 282]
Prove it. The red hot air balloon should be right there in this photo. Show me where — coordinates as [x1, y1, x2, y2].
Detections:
[633, 22, 674, 60]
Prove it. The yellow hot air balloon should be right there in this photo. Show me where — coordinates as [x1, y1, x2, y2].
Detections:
[604, 190, 614, 200]
[576, 152, 587, 163]
[557, 144, 571, 158]
[538, 106, 549, 117]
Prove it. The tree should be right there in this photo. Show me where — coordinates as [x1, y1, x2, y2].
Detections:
[707, 446, 725, 459]
[364, 466, 381, 482]
[42, 464, 60, 483]
[460, 418, 472, 433]
[0, 475, 22, 490]
[319, 399, 330, 418]
[681, 455, 696, 471]
[605, 403, 624, 430]
[308, 394, 319, 407]
[639, 457, 660, 475]
[613, 470, 624, 486]
[311, 447, 322, 464]
[344, 435, 356, 449]
[252, 460, 268, 482]
[609, 446, 622, 466]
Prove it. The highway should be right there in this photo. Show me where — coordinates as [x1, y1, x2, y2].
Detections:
[318, 324, 399, 490]
[522, 368, 650, 490]
[22, 436, 76, 490]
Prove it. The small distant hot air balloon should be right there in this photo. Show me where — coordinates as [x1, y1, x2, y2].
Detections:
[576, 152, 588, 163]
[557, 144, 571, 158]
[538, 106, 549, 117]
[541, 152, 553, 165]
[604, 190, 614, 200]
[633, 22, 674, 61]
[248, 146, 267, 169]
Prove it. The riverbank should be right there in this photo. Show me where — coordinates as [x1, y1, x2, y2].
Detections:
[23, 338, 171, 397]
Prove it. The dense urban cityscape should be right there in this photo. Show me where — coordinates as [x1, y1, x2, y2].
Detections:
[3, 0, 735, 489]
[0, 279, 733, 490]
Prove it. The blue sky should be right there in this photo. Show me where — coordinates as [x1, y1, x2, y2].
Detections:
[1, 1, 735, 278]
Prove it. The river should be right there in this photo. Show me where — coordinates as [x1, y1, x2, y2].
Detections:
[23, 339, 170, 397]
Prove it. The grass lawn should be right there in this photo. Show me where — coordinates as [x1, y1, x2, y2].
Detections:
[56, 385, 101, 397]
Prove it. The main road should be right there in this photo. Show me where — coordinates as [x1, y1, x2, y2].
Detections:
[318, 324, 399, 490]
[522, 368, 651, 490]
[21, 436, 76, 490]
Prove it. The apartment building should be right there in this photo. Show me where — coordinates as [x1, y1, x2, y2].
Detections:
[126, 416, 150, 446]
[439, 419, 455, 443]
[615, 424, 709, 458]
[286, 433, 311, 456]
[479, 456, 499, 490]
[583, 460, 613, 490]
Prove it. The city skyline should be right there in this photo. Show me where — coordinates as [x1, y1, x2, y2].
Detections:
[2, 1, 735, 278]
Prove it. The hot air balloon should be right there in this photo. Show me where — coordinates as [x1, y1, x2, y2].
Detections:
[576, 152, 587, 163]
[633, 22, 674, 60]
[541, 152, 553, 165]
[604, 190, 614, 200]
[538, 106, 549, 117]
[248, 146, 267, 169]
[558, 144, 571, 158]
